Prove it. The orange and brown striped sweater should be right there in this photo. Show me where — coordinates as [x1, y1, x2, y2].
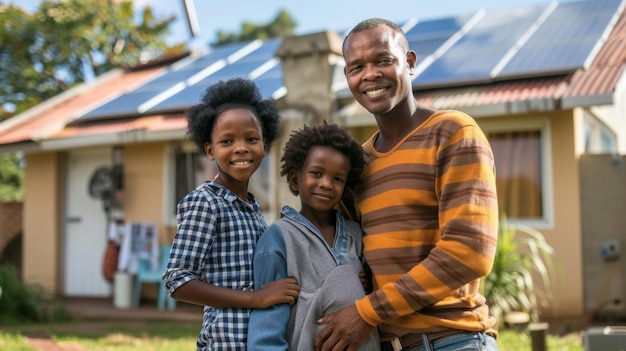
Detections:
[353, 110, 499, 340]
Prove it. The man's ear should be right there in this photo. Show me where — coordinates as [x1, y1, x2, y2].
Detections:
[406, 50, 417, 75]
[204, 143, 214, 160]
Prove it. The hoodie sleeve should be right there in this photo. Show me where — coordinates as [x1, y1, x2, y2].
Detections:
[247, 224, 291, 351]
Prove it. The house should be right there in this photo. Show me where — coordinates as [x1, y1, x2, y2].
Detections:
[0, 0, 625, 326]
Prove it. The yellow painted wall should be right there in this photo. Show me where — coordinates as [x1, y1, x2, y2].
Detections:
[22, 152, 61, 294]
[546, 111, 584, 317]
[122, 142, 168, 244]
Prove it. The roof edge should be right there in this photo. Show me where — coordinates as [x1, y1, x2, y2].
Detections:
[38, 128, 186, 152]
[0, 69, 124, 134]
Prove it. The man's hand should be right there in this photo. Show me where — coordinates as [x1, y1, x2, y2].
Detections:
[314, 305, 374, 351]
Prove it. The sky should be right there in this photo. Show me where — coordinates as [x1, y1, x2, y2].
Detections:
[2, 0, 578, 50]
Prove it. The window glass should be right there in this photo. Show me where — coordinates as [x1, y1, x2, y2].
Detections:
[583, 117, 617, 153]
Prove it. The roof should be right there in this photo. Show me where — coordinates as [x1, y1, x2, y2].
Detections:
[341, 0, 626, 122]
[0, 66, 168, 152]
[1, 0, 625, 152]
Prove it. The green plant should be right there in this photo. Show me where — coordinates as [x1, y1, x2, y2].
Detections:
[482, 215, 557, 328]
[0, 263, 69, 324]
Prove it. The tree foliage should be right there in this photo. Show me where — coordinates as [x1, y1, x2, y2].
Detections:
[0, 0, 180, 201]
[0, 0, 179, 121]
[213, 8, 297, 46]
[0, 153, 23, 202]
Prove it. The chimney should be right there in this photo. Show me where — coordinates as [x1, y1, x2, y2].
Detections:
[274, 30, 344, 125]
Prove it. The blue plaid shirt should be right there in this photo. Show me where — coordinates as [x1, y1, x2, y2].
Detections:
[163, 181, 267, 351]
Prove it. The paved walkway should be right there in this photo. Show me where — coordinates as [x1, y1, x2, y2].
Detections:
[25, 334, 86, 351]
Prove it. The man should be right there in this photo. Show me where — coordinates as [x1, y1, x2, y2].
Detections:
[315, 18, 500, 351]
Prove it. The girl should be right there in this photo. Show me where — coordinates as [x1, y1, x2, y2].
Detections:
[163, 78, 300, 351]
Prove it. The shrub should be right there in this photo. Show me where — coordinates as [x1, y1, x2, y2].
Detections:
[0, 263, 68, 324]
[482, 215, 558, 328]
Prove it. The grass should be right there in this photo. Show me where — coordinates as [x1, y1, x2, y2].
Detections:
[498, 329, 584, 351]
[0, 320, 201, 351]
[0, 320, 585, 351]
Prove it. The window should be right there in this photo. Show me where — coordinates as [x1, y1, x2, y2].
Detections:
[173, 150, 216, 215]
[481, 119, 553, 228]
[584, 116, 617, 153]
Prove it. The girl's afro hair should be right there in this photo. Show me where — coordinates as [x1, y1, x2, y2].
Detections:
[186, 78, 280, 152]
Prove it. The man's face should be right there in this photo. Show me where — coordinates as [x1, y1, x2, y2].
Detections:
[343, 25, 415, 116]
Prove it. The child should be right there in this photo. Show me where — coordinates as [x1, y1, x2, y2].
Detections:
[247, 122, 380, 351]
[163, 77, 300, 351]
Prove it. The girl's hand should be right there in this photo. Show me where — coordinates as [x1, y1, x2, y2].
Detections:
[253, 277, 300, 308]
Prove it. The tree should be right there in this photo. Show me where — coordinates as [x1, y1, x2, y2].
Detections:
[0, 0, 181, 201]
[0, 0, 179, 121]
[0, 153, 23, 202]
[213, 8, 297, 46]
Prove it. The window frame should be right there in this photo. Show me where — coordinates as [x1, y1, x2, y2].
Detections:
[479, 118, 554, 229]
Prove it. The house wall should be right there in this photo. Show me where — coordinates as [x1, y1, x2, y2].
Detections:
[123, 142, 168, 245]
[548, 111, 584, 317]
[22, 152, 62, 294]
[580, 154, 626, 320]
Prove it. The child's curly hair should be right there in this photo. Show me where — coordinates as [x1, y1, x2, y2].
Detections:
[281, 122, 366, 194]
[186, 78, 280, 152]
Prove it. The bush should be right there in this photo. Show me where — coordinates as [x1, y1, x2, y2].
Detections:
[482, 215, 558, 328]
[0, 263, 68, 324]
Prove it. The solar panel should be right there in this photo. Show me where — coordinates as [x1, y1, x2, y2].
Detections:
[146, 39, 283, 114]
[406, 15, 472, 62]
[75, 42, 254, 122]
[413, 4, 548, 87]
[498, 0, 623, 77]
[253, 64, 285, 100]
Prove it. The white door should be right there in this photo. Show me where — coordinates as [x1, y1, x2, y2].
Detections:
[64, 148, 112, 296]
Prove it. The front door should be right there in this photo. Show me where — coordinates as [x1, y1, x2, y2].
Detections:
[63, 148, 112, 296]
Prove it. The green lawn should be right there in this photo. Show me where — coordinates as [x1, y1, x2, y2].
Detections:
[0, 321, 584, 351]
[498, 329, 584, 351]
[0, 320, 200, 351]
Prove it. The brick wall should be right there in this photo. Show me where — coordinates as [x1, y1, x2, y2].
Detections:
[0, 201, 23, 256]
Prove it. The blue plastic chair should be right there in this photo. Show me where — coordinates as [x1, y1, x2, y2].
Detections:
[132, 245, 176, 311]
